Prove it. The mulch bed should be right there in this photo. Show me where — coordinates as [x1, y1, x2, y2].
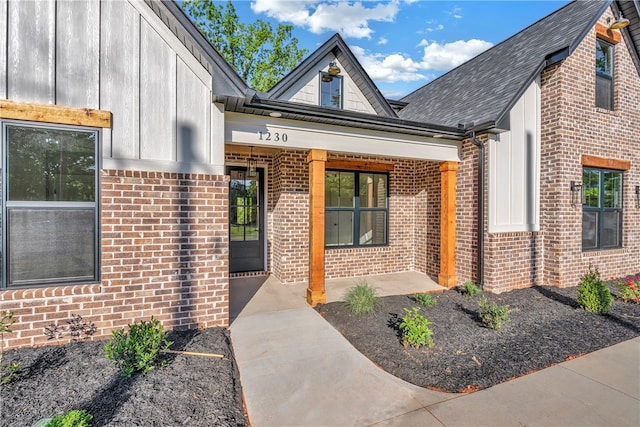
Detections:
[1, 327, 247, 427]
[316, 284, 640, 393]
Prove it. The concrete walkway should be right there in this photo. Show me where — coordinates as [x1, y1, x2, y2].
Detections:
[229, 274, 640, 426]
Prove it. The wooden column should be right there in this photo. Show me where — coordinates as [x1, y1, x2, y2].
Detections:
[307, 149, 327, 306]
[439, 161, 458, 288]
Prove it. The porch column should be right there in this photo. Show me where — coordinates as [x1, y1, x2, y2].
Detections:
[307, 149, 327, 306]
[439, 161, 458, 287]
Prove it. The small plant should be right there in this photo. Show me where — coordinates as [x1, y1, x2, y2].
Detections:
[412, 292, 437, 307]
[45, 314, 97, 341]
[104, 317, 173, 377]
[343, 281, 380, 315]
[45, 409, 93, 427]
[615, 275, 640, 304]
[478, 297, 515, 330]
[398, 307, 434, 349]
[1, 310, 20, 384]
[462, 281, 481, 297]
[577, 266, 613, 314]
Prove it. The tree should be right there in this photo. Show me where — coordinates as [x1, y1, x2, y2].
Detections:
[182, 0, 308, 92]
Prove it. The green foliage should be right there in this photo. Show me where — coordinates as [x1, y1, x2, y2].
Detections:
[577, 266, 613, 314]
[462, 281, 481, 297]
[412, 292, 437, 307]
[104, 317, 173, 377]
[478, 297, 515, 330]
[1, 311, 19, 384]
[182, 0, 307, 91]
[343, 282, 380, 315]
[45, 409, 93, 427]
[1, 362, 21, 385]
[615, 275, 640, 304]
[398, 307, 434, 349]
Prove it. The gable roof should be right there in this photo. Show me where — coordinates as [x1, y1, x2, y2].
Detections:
[266, 33, 397, 117]
[617, 0, 640, 72]
[398, 0, 611, 130]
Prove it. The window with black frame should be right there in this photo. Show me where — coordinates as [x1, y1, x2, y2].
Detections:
[320, 73, 343, 109]
[596, 39, 614, 110]
[2, 122, 99, 288]
[582, 167, 623, 250]
[325, 171, 388, 247]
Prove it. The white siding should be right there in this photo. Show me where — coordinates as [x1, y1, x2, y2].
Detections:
[7, 0, 55, 103]
[177, 57, 210, 164]
[56, 0, 100, 108]
[489, 79, 541, 232]
[0, 0, 7, 99]
[100, 0, 140, 159]
[140, 18, 177, 161]
[277, 55, 376, 114]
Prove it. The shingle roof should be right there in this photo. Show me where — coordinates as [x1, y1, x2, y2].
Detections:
[398, 0, 611, 129]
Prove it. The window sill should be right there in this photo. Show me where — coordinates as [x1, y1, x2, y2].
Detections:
[595, 107, 619, 116]
[1, 283, 101, 299]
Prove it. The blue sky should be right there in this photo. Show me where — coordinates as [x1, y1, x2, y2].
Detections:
[213, 1, 571, 99]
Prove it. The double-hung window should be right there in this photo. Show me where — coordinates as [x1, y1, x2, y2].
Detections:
[595, 38, 614, 110]
[582, 167, 623, 250]
[325, 171, 388, 247]
[1, 121, 99, 288]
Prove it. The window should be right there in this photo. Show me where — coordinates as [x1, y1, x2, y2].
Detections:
[325, 171, 388, 247]
[582, 168, 622, 250]
[320, 73, 342, 109]
[1, 121, 99, 288]
[596, 39, 614, 110]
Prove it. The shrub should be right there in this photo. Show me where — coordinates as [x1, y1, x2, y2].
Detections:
[462, 281, 481, 297]
[45, 409, 93, 427]
[615, 275, 640, 304]
[577, 266, 613, 314]
[478, 297, 515, 330]
[398, 307, 434, 349]
[343, 282, 380, 315]
[412, 292, 437, 307]
[104, 317, 173, 377]
[44, 315, 97, 341]
[1, 310, 20, 385]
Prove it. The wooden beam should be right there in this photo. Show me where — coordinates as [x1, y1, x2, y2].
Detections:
[0, 100, 112, 128]
[595, 23, 621, 45]
[581, 154, 630, 170]
[325, 159, 394, 172]
[438, 161, 458, 288]
[307, 149, 327, 306]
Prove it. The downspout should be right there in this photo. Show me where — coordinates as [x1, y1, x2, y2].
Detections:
[469, 131, 485, 288]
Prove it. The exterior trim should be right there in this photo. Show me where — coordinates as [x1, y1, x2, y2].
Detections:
[325, 159, 394, 172]
[595, 22, 622, 44]
[0, 100, 111, 128]
[581, 154, 630, 170]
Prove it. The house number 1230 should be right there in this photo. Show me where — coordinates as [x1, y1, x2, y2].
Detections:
[258, 131, 288, 142]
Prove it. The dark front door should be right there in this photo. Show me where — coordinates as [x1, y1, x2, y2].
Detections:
[228, 167, 264, 273]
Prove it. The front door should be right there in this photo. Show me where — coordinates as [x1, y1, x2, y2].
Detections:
[228, 167, 264, 273]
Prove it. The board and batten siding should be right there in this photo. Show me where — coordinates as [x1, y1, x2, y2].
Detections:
[278, 55, 376, 115]
[0, 0, 224, 174]
[488, 79, 541, 233]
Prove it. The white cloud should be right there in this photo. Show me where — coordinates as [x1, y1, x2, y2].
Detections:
[378, 37, 388, 45]
[251, 0, 399, 39]
[350, 45, 426, 83]
[425, 24, 444, 32]
[419, 39, 493, 71]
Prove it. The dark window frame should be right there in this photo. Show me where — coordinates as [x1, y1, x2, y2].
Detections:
[595, 38, 614, 110]
[582, 167, 623, 251]
[1, 120, 101, 289]
[325, 170, 389, 248]
[319, 73, 343, 109]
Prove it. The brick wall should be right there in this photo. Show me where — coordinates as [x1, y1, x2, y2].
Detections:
[1, 170, 230, 350]
[538, 10, 640, 286]
[225, 148, 443, 284]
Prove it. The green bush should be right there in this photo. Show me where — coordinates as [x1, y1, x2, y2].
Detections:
[1, 310, 20, 385]
[478, 297, 515, 330]
[46, 409, 93, 427]
[463, 281, 481, 297]
[343, 282, 380, 315]
[398, 307, 434, 349]
[577, 266, 613, 314]
[104, 317, 173, 377]
[412, 292, 437, 307]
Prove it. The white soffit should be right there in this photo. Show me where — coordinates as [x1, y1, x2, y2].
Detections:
[224, 112, 461, 162]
